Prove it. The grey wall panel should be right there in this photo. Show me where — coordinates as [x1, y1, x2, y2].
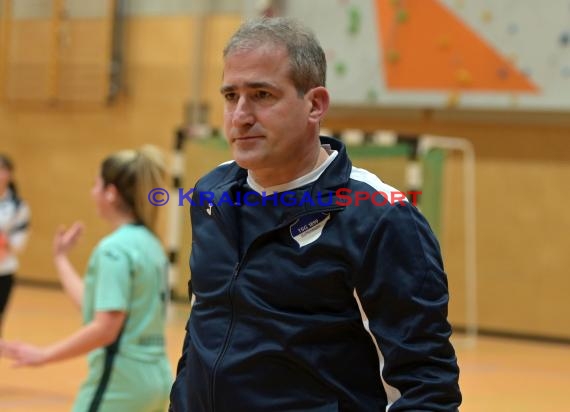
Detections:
[65, 0, 109, 18]
[12, 0, 52, 19]
[122, 0, 243, 16]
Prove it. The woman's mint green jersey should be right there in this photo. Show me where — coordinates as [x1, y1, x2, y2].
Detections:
[82, 223, 169, 361]
[74, 223, 172, 412]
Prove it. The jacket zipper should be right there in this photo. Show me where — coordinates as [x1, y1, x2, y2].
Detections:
[207, 205, 343, 411]
[209, 261, 240, 412]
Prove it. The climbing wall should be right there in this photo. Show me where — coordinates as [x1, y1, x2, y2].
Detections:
[252, 0, 570, 111]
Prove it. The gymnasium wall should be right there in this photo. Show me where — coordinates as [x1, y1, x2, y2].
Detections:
[0, 11, 242, 285]
[2, 8, 570, 340]
[323, 109, 570, 340]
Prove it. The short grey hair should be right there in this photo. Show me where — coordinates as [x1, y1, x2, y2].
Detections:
[223, 17, 327, 95]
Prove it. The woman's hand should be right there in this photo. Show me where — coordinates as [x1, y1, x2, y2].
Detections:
[0, 340, 48, 367]
[53, 222, 84, 258]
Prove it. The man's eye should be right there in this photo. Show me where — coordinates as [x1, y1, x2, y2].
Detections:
[224, 93, 237, 102]
[255, 91, 271, 99]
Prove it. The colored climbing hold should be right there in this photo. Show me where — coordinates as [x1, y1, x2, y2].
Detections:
[481, 10, 493, 23]
[396, 8, 409, 23]
[348, 6, 362, 35]
[497, 67, 509, 80]
[366, 89, 379, 102]
[560, 31, 570, 46]
[456, 68, 472, 86]
[334, 61, 348, 76]
[507, 23, 518, 35]
[562, 66, 570, 78]
[386, 50, 400, 64]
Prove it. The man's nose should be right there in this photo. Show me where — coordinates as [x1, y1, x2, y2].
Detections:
[232, 97, 254, 127]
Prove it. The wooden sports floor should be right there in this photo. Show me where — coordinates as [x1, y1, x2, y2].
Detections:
[1, 285, 569, 412]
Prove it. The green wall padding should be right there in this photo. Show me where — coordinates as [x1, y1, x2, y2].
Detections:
[419, 148, 446, 238]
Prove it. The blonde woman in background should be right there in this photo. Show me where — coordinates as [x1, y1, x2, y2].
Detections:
[1, 146, 173, 412]
[0, 154, 31, 339]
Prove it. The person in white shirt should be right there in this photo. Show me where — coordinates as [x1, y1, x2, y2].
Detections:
[0, 154, 31, 338]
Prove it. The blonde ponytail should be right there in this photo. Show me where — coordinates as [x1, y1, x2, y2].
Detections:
[100, 145, 166, 234]
[134, 145, 166, 233]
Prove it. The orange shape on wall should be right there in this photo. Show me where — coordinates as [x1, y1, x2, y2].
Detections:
[376, 0, 539, 92]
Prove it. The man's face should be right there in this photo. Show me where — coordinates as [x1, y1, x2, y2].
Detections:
[221, 45, 317, 184]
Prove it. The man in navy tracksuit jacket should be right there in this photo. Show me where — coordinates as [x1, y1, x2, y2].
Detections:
[170, 17, 461, 412]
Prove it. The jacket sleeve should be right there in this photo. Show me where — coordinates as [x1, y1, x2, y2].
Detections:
[354, 202, 462, 411]
[169, 249, 196, 412]
[170, 182, 202, 412]
[169, 314, 191, 412]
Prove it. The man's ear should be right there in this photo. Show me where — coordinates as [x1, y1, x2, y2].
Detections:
[307, 86, 330, 124]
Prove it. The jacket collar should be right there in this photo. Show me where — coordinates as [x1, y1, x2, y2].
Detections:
[199, 136, 351, 223]
[210, 136, 351, 193]
[316, 136, 352, 191]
